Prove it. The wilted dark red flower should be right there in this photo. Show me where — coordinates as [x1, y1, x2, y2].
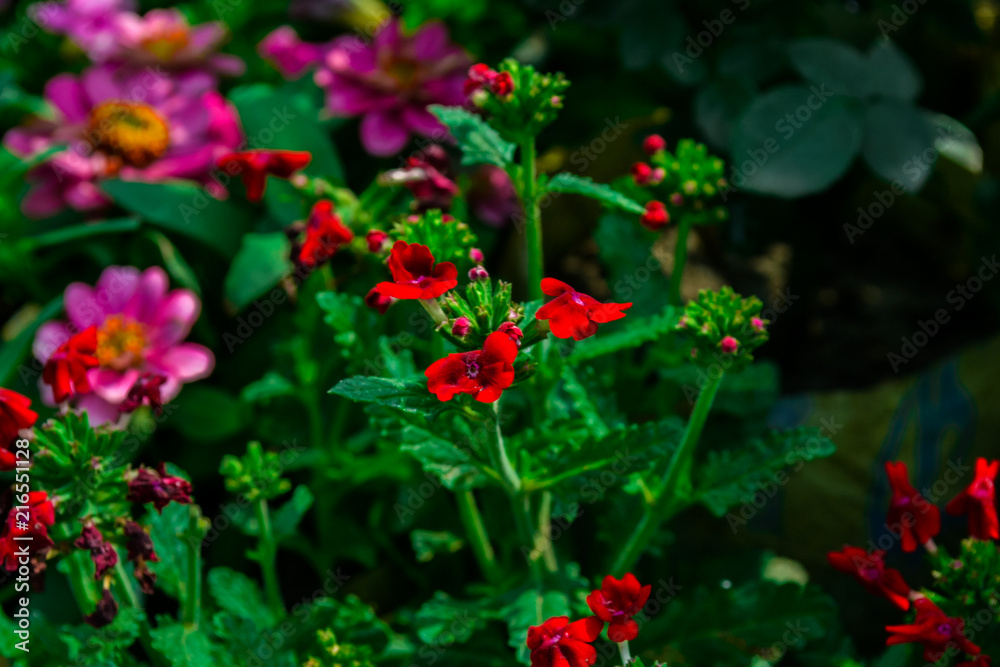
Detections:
[639, 200, 669, 231]
[124, 521, 159, 595]
[84, 589, 119, 628]
[642, 134, 666, 155]
[885, 461, 940, 552]
[74, 523, 118, 579]
[586, 573, 651, 642]
[827, 546, 911, 610]
[119, 373, 167, 416]
[217, 150, 312, 202]
[0, 491, 55, 571]
[536, 279, 632, 341]
[42, 326, 99, 403]
[364, 287, 395, 314]
[886, 597, 980, 662]
[127, 464, 193, 512]
[394, 145, 458, 212]
[946, 458, 999, 541]
[377, 242, 458, 300]
[425, 331, 517, 403]
[527, 616, 604, 667]
[498, 322, 523, 344]
[295, 200, 353, 270]
[366, 229, 389, 252]
[0, 388, 37, 448]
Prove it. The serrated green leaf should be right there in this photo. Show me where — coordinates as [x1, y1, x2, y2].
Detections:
[207, 567, 275, 630]
[146, 504, 206, 603]
[545, 173, 645, 214]
[398, 424, 487, 490]
[149, 622, 217, 667]
[410, 530, 464, 563]
[695, 428, 836, 516]
[566, 306, 678, 363]
[428, 105, 516, 167]
[414, 592, 492, 645]
[224, 232, 292, 312]
[330, 376, 445, 418]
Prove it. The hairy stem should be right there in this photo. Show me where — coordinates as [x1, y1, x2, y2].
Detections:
[668, 216, 692, 307]
[521, 137, 543, 301]
[254, 497, 285, 619]
[183, 506, 202, 628]
[456, 490, 501, 584]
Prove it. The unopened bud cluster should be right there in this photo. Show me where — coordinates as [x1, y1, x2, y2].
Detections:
[676, 286, 769, 372]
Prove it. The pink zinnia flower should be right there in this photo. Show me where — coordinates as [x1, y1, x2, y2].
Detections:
[29, 0, 135, 62]
[260, 19, 470, 156]
[33, 265, 215, 425]
[4, 64, 242, 218]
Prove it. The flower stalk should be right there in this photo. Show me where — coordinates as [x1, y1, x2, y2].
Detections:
[456, 490, 502, 584]
[668, 215, 692, 306]
[254, 497, 285, 619]
[520, 137, 543, 301]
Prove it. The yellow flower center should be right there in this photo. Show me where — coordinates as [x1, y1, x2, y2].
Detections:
[87, 101, 171, 168]
[142, 27, 190, 61]
[96, 315, 147, 370]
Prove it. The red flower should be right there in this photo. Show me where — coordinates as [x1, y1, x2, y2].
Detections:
[119, 373, 167, 416]
[377, 242, 458, 300]
[425, 331, 517, 403]
[217, 150, 312, 202]
[586, 573, 652, 642]
[42, 326, 99, 403]
[527, 616, 604, 667]
[640, 200, 669, 231]
[364, 287, 395, 314]
[498, 322, 523, 344]
[946, 458, 999, 540]
[84, 589, 118, 629]
[127, 464, 193, 512]
[886, 597, 980, 662]
[642, 134, 666, 155]
[74, 523, 118, 579]
[536, 278, 632, 341]
[295, 200, 354, 270]
[366, 229, 389, 252]
[0, 491, 55, 571]
[0, 388, 37, 462]
[400, 145, 458, 212]
[490, 71, 514, 96]
[631, 162, 653, 186]
[885, 461, 940, 552]
[720, 336, 739, 354]
[827, 546, 911, 610]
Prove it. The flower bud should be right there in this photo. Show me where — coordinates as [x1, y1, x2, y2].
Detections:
[451, 317, 471, 336]
[366, 229, 388, 252]
[642, 134, 666, 155]
[469, 266, 489, 281]
[720, 336, 739, 354]
[469, 247, 485, 263]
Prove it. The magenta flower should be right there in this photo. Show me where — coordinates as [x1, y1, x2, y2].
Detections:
[260, 19, 470, 156]
[3, 63, 242, 218]
[33, 266, 215, 425]
[30, 1, 243, 76]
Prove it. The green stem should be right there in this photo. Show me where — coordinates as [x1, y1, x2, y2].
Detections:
[521, 137, 543, 301]
[456, 490, 501, 584]
[254, 497, 285, 619]
[537, 491, 557, 572]
[610, 371, 725, 574]
[183, 506, 202, 628]
[668, 216, 692, 306]
[490, 402, 521, 494]
[113, 560, 168, 667]
[617, 640, 633, 666]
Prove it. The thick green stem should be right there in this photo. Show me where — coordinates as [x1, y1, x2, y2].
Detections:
[183, 506, 202, 628]
[456, 490, 501, 584]
[537, 491, 557, 572]
[254, 498, 285, 619]
[490, 402, 521, 494]
[668, 216, 692, 306]
[617, 640, 633, 666]
[521, 138, 543, 301]
[113, 560, 168, 667]
[610, 371, 725, 574]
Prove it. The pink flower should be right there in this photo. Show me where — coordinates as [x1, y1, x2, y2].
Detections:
[29, 0, 135, 62]
[3, 64, 242, 218]
[33, 266, 215, 425]
[261, 20, 470, 156]
[720, 336, 739, 353]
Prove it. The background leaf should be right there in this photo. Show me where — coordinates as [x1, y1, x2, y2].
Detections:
[428, 105, 516, 167]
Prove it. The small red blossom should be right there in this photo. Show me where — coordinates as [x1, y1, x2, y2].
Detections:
[366, 229, 389, 252]
[498, 322, 523, 344]
[536, 278, 632, 341]
[451, 317, 471, 337]
[217, 150, 312, 202]
[470, 248, 485, 263]
[364, 287, 395, 314]
[827, 546, 911, 610]
[886, 597, 980, 662]
[0, 491, 55, 571]
[642, 134, 666, 155]
[885, 461, 940, 552]
[425, 331, 517, 403]
[84, 589, 118, 629]
[631, 162, 653, 185]
[527, 616, 604, 667]
[127, 464, 193, 512]
[295, 200, 354, 270]
[490, 71, 514, 96]
[120, 373, 167, 416]
[640, 200, 669, 231]
[377, 242, 458, 300]
[469, 266, 489, 281]
[946, 458, 999, 540]
[0, 388, 37, 449]
[720, 336, 739, 354]
[586, 573, 652, 642]
[465, 63, 513, 97]
[43, 326, 99, 403]
[751, 317, 766, 332]
[74, 523, 118, 579]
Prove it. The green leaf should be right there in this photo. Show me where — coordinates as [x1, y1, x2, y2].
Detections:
[145, 504, 204, 601]
[148, 230, 201, 296]
[171, 386, 244, 441]
[207, 567, 274, 630]
[330, 376, 445, 418]
[398, 424, 487, 490]
[240, 372, 296, 403]
[593, 211, 669, 317]
[730, 86, 863, 197]
[867, 40, 922, 102]
[928, 113, 983, 174]
[411, 530, 464, 563]
[787, 37, 871, 98]
[861, 100, 936, 191]
[149, 622, 217, 667]
[0, 296, 62, 388]
[567, 306, 678, 363]
[545, 173, 645, 214]
[271, 485, 314, 541]
[694, 78, 757, 150]
[100, 180, 251, 255]
[26, 217, 141, 248]
[414, 592, 493, 645]
[694, 428, 837, 516]
[501, 590, 570, 664]
[428, 105, 516, 167]
[224, 232, 292, 312]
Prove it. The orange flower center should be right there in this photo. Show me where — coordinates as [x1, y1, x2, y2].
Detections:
[87, 101, 170, 168]
[141, 27, 190, 61]
[96, 315, 147, 370]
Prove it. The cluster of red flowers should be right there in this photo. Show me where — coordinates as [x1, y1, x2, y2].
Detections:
[828, 458, 998, 662]
[0, 491, 55, 572]
[217, 149, 312, 202]
[43, 326, 99, 403]
[636, 134, 669, 231]
[527, 574, 651, 667]
[0, 388, 37, 469]
[465, 63, 515, 97]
